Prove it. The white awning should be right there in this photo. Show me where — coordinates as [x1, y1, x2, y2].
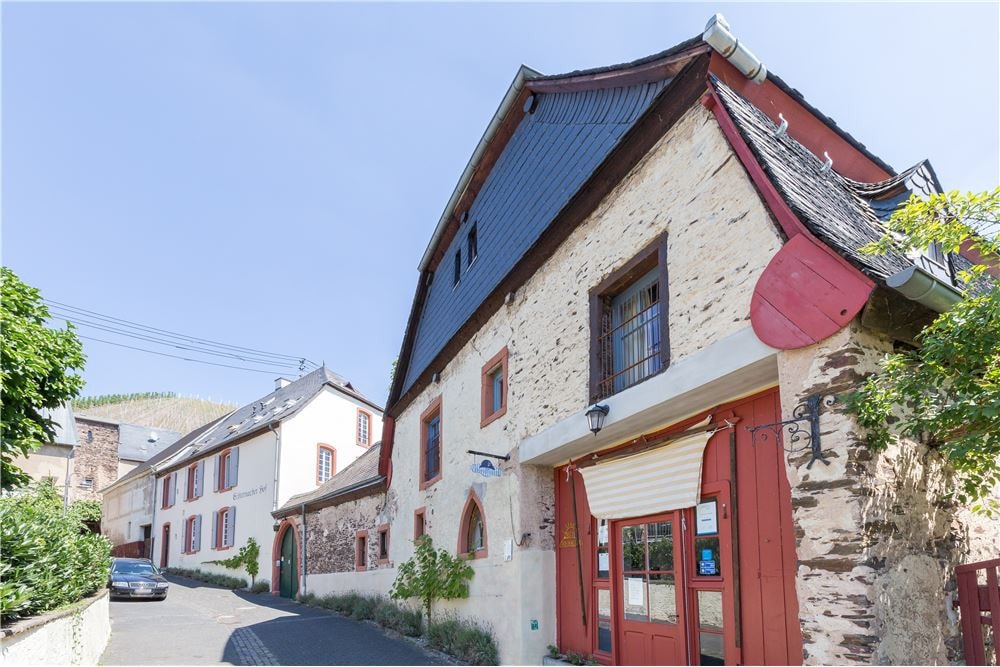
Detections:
[578, 427, 712, 520]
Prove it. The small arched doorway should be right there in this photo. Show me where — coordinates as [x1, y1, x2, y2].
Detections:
[277, 525, 298, 599]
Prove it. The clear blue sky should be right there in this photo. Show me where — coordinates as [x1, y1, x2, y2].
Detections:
[4, 3, 998, 408]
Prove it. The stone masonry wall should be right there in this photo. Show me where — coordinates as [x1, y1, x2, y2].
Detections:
[305, 492, 389, 575]
[383, 103, 785, 663]
[71, 418, 119, 503]
[777, 322, 1000, 665]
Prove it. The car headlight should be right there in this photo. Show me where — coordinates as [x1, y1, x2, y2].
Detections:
[155, 583, 169, 589]
[112, 582, 129, 588]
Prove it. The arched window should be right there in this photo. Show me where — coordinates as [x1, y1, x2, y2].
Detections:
[317, 445, 336, 484]
[458, 492, 487, 559]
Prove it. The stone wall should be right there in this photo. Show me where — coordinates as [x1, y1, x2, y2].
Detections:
[72, 418, 120, 502]
[383, 102, 784, 664]
[0, 590, 110, 665]
[777, 322, 1000, 665]
[305, 491, 388, 575]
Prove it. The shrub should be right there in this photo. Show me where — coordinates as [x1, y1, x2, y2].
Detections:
[165, 566, 247, 590]
[0, 483, 112, 622]
[250, 580, 270, 594]
[297, 592, 423, 638]
[390, 535, 474, 626]
[427, 617, 500, 665]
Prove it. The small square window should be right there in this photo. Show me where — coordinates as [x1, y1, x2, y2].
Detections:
[414, 508, 426, 540]
[467, 224, 478, 266]
[480, 347, 509, 428]
[377, 525, 390, 564]
[356, 532, 368, 571]
[82, 477, 94, 489]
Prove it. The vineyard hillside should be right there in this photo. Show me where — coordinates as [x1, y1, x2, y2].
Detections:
[75, 393, 237, 434]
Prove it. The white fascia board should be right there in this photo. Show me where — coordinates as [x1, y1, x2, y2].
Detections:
[520, 327, 779, 466]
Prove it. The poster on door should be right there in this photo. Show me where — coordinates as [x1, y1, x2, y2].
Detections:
[695, 500, 718, 535]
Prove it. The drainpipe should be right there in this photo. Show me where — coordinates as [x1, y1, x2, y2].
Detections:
[269, 423, 281, 512]
[149, 472, 158, 563]
[702, 14, 767, 84]
[886, 265, 963, 313]
[300, 503, 308, 597]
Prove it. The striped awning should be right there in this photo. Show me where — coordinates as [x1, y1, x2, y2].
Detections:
[578, 428, 712, 520]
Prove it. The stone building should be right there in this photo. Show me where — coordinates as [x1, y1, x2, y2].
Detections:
[290, 15, 998, 666]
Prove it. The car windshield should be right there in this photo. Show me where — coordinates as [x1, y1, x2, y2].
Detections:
[113, 561, 159, 576]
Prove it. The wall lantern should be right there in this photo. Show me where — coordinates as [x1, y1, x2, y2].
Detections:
[585, 404, 610, 435]
[273, 521, 281, 532]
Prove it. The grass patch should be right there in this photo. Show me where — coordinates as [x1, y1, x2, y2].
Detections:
[427, 617, 499, 665]
[165, 567, 247, 590]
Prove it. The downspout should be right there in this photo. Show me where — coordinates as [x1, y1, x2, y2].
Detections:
[300, 503, 308, 597]
[886, 265, 963, 313]
[269, 423, 281, 512]
[702, 14, 767, 84]
[149, 470, 158, 563]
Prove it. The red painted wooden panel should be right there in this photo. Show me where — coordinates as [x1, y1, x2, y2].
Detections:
[554, 389, 803, 664]
[752, 235, 874, 350]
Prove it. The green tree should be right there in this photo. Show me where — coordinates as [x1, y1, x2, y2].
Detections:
[1, 267, 86, 489]
[846, 188, 1000, 513]
[390, 535, 474, 627]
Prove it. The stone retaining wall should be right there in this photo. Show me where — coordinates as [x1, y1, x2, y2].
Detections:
[0, 589, 110, 665]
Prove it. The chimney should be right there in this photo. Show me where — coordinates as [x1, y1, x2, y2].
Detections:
[275, 377, 291, 390]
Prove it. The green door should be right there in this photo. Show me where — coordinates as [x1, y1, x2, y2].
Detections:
[279, 528, 298, 598]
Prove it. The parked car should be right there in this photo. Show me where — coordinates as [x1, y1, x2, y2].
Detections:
[108, 558, 169, 600]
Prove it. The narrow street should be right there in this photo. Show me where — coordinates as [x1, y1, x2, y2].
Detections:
[100, 576, 442, 666]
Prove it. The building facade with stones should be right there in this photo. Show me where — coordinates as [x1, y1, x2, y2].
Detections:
[142, 368, 382, 587]
[293, 16, 999, 666]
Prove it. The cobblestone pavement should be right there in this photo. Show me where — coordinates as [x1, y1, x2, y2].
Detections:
[101, 576, 443, 665]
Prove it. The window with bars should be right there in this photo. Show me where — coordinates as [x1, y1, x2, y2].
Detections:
[590, 236, 669, 401]
[419, 397, 443, 490]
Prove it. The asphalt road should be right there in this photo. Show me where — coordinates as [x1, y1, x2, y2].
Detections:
[100, 575, 443, 665]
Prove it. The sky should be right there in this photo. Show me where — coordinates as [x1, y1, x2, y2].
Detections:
[3, 2, 998, 408]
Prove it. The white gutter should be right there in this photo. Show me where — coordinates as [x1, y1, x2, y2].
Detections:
[702, 14, 767, 84]
[886, 265, 963, 313]
[417, 65, 541, 271]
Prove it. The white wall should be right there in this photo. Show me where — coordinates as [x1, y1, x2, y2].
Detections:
[154, 430, 277, 581]
[0, 590, 109, 666]
[278, 387, 383, 507]
[102, 473, 154, 546]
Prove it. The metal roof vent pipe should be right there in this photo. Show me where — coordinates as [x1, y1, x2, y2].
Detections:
[703, 13, 767, 84]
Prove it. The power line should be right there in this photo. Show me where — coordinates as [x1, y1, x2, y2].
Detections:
[49, 309, 309, 370]
[43, 298, 319, 368]
[76, 334, 303, 375]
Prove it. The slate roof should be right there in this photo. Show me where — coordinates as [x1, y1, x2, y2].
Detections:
[157, 366, 380, 475]
[710, 76, 950, 283]
[116, 423, 183, 462]
[274, 442, 382, 516]
[400, 77, 674, 393]
[41, 403, 78, 447]
[100, 416, 228, 493]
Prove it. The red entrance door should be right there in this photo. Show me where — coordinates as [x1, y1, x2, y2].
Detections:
[612, 481, 735, 665]
[614, 513, 686, 665]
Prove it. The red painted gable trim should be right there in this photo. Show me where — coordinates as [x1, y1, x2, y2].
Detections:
[702, 87, 875, 292]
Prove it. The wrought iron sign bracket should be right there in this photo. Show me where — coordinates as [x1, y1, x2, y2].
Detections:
[746, 393, 835, 468]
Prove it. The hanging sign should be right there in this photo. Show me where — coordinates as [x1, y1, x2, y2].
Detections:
[470, 459, 502, 478]
[695, 500, 718, 536]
